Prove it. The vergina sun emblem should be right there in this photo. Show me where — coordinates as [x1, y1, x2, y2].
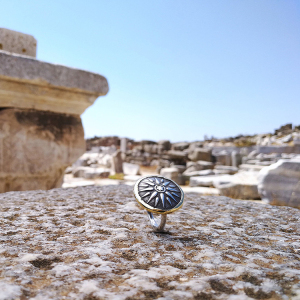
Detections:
[133, 175, 184, 214]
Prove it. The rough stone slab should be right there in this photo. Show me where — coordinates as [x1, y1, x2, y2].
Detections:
[0, 185, 300, 299]
[0, 28, 37, 57]
[0, 51, 109, 115]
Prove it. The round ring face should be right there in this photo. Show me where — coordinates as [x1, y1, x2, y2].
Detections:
[133, 176, 184, 214]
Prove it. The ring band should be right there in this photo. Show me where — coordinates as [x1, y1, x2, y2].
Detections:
[133, 175, 184, 232]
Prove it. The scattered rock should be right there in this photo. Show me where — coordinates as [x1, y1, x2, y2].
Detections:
[83, 168, 110, 179]
[184, 169, 215, 178]
[190, 175, 232, 187]
[160, 167, 179, 183]
[215, 150, 231, 166]
[188, 148, 212, 162]
[111, 150, 123, 174]
[216, 171, 260, 200]
[214, 165, 238, 175]
[184, 161, 214, 174]
[258, 159, 300, 208]
[172, 142, 190, 151]
[123, 162, 140, 176]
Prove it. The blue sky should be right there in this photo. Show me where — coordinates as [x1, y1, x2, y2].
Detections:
[1, 1, 300, 142]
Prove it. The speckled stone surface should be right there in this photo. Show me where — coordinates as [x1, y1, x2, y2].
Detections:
[1, 185, 300, 300]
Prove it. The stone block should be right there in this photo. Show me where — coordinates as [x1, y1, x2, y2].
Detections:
[83, 168, 110, 179]
[183, 169, 215, 178]
[183, 161, 213, 174]
[190, 175, 231, 187]
[215, 171, 260, 200]
[111, 150, 123, 174]
[188, 148, 212, 162]
[0, 28, 37, 57]
[214, 165, 238, 175]
[258, 159, 300, 208]
[123, 162, 140, 175]
[160, 167, 179, 183]
[0, 51, 108, 115]
[171, 142, 190, 151]
[0, 108, 85, 192]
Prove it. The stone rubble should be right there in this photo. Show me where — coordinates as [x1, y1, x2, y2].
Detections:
[70, 123, 300, 208]
[0, 185, 300, 299]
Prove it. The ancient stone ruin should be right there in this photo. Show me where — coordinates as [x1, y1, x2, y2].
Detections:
[69, 124, 300, 209]
[0, 28, 108, 192]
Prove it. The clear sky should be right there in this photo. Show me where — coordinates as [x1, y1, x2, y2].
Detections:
[1, 1, 300, 142]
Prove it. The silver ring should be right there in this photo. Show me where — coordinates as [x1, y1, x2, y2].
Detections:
[133, 175, 184, 232]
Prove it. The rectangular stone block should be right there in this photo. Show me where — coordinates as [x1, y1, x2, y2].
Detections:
[0, 28, 37, 57]
[0, 51, 109, 115]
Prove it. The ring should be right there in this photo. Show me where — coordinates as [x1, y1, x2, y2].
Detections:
[133, 175, 184, 232]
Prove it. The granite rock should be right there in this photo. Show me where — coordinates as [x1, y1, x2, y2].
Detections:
[0, 185, 300, 299]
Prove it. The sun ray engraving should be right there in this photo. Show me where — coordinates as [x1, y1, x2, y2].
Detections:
[160, 193, 165, 208]
[143, 192, 151, 197]
[166, 191, 178, 202]
[166, 197, 172, 206]
[148, 191, 158, 201]
[171, 192, 180, 197]
[155, 197, 159, 207]
[144, 180, 155, 186]
[140, 187, 155, 192]
[166, 187, 178, 192]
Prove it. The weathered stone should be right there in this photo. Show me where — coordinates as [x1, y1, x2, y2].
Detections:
[214, 165, 238, 175]
[190, 175, 231, 187]
[1, 185, 298, 299]
[111, 150, 123, 174]
[157, 140, 171, 151]
[258, 159, 300, 208]
[120, 138, 127, 153]
[83, 168, 110, 179]
[0, 108, 84, 192]
[122, 162, 140, 176]
[72, 167, 91, 178]
[166, 150, 187, 159]
[184, 161, 214, 174]
[183, 169, 215, 178]
[160, 167, 179, 183]
[231, 150, 242, 167]
[171, 142, 190, 151]
[170, 165, 186, 174]
[0, 28, 37, 57]
[188, 148, 212, 162]
[215, 150, 231, 166]
[0, 50, 108, 115]
[216, 171, 260, 200]
[239, 164, 265, 172]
